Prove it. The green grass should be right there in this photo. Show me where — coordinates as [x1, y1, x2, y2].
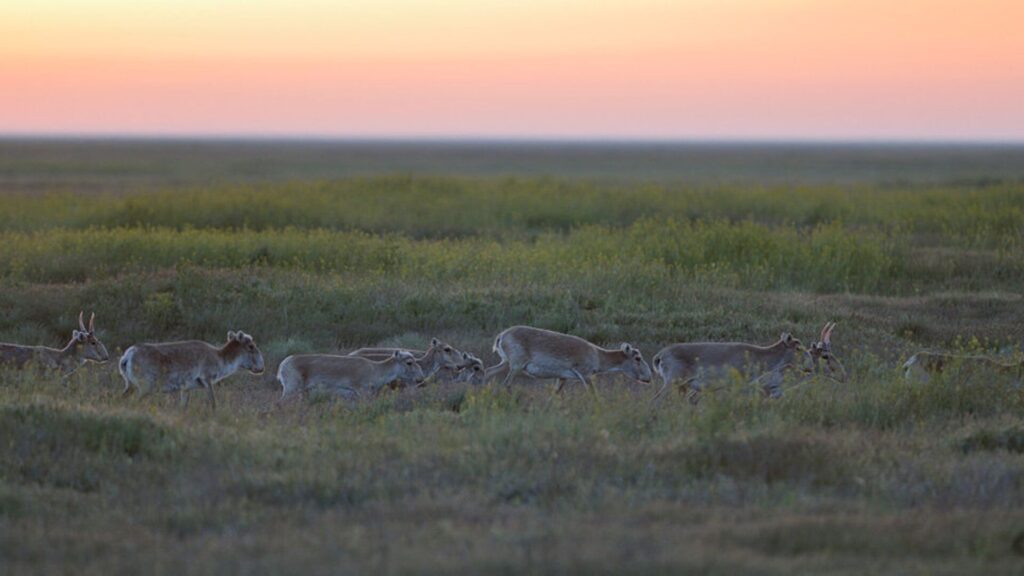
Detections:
[2, 177, 1023, 249]
[0, 219, 912, 293]
[2, 151, 1024, 574]
[2, 368, 1024, 574]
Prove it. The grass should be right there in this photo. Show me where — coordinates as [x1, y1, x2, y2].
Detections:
[3, 369, 1024, 574]
[0, 219, 911, 293]
[1, 177, 1023, 248]
[2, 144, 1024, 574]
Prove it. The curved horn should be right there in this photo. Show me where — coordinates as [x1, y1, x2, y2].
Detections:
[823, 321, 836, 343]
[88, 312, 96, 333]
[78, 310, 86, 332]
[819, 322, 829, 341]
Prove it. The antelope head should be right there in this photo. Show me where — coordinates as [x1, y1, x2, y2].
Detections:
[395, 350, 426, 387]
[227, 330, 265, 374]
[809, 321, 846, 382]
[779, 332, 814, 372]
[457, 353, 485, 385]
[455, 350, 477, 370]
[74, 311, 110, 363]
[619, 343, 653, 384]
[430, 337, 462, 370]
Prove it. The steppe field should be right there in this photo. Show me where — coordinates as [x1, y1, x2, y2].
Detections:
[3, 139, 1024, 575]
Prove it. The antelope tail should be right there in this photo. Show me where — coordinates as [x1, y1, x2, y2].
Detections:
[118, 348, 133, 380]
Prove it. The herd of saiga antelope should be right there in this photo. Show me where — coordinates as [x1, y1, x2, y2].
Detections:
[1, 312, 1021, 412]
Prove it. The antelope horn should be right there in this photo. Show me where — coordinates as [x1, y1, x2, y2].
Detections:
[823, 321, 836, 343]
[78, 310, 87, 332]
[88, 312, 96, 333]
[819, 321, 829, 341]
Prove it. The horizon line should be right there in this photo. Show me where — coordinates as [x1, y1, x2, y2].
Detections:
[3, 133, 1024, 147]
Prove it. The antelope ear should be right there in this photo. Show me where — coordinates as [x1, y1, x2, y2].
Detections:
[431, 337, 441, 347]
[621, 343, 633, 354]
[780, 332, 790, 342]
[393, 350, 402, 358]
[73, 330, 86, 342]
[227, 331, 238, 342]
[462, 351, 471, 360]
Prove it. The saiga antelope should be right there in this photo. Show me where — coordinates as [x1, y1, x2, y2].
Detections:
[0, 311, 109, 381]
[119, 330, 265, 412]
[426, 352, 485, 385]
[651, 330, 814, 404]
[484, 325, 652, 396]
[277, 350, 425, 401]
[348, 338, 464, 385]
[808, 321, 847, 382]
[451, 352, 486, 385]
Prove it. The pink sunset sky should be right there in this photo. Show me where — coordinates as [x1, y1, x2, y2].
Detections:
[2, 0, 1022, 139]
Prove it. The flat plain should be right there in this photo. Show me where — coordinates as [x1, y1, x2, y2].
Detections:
[2, 140, 1024, 574]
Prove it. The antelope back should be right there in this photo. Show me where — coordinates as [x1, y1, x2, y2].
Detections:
[498, 326, 595, 359]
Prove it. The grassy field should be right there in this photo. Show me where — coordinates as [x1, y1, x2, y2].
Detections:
[2, 141, 1024, 574]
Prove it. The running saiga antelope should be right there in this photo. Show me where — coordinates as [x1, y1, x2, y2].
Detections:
[902, 351, 1023, 382]
[118, 330, 265, 412]
[0, 311, 109, 380]
[651, 331, 813, 404]
[484, 325, 653, 396]
[277, 350, 425, 401]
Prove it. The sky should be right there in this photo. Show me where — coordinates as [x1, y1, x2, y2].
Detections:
[1, 0, 1022, 140]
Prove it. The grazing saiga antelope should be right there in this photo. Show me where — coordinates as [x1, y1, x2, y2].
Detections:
[0, 311, 109, 380]
[902, 351, 1024, 382]
[119, 331, 265, 412]
[484, 325, 653, 396]
[348, 338, 464, 384]
[651, 331, 813, 404]
[277, 350, 425, 401]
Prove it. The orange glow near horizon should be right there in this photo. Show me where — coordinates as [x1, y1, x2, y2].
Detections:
[2, 0, 1022, 139]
